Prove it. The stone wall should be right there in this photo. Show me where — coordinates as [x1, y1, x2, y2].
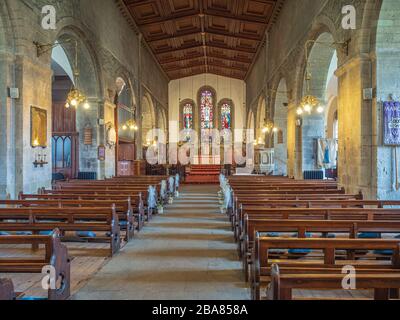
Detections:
[0, 0, 169, 196]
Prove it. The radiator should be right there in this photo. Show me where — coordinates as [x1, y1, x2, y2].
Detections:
[303, 170, 324, 180]
[78, 172, 97, 180]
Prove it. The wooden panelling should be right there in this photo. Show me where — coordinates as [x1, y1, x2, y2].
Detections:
[121, 0, 284, 79]
[52, 103, 76, 134]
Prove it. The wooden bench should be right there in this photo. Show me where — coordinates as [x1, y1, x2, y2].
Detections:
[0, 206, 121, 257]
[2, 198, 141, 235]
[268, 264, 400, 300]
[235, 207, 400, 243]
[252, 237, 400, 300]
[241, 218, 400, 281]
[0, 229, 70, 300]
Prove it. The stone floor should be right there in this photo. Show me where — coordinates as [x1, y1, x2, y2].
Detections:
[73, 185, 249, 300]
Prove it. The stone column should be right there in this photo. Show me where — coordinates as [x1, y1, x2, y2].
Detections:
[14, 55, 53, 194]
[0, 52, 15, 198]
[336, 54, 374, 198]
[136, 34, 143, 160]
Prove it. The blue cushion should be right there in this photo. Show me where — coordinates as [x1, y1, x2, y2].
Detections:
[20, 297, 47, 301]
[120, 221, 128, 226]
[39, 231, 53, 236]
[266, 232, 279, 237]
[291, 232, 312, 238]
[289, 248, 312, 254]
[396, 234, 400, 239]
[374, 250, 393, 255]
[76, 231, 96, 238]
[0, 231, 10, 236]
[16, 231, 32, 235]
[358, 232, 381, 239]
[327, 233, 336, 238]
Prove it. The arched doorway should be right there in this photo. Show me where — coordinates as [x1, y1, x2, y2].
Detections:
[50, 31, 101, 179]
[115, 76, 137, 176]
[299, 32, 338, 175]
[274, 79, 289, 175]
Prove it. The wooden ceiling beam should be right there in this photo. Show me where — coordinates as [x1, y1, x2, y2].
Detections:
[154, 43, 256, 55]
[159, 54, 252, 65]
[147, 30, 263, 43]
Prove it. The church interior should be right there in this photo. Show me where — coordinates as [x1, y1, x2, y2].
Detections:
[1, 0, 400, 302]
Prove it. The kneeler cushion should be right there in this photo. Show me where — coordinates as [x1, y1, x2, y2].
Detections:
[0, 231, 10, 236]
[76, 231, 97, 238]
[358, 232, 381, 239]
[16, 231, 32, 235]
[39, 231, 53, 236]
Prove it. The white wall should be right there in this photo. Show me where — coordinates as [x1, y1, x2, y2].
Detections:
[168, 74, 246, 142]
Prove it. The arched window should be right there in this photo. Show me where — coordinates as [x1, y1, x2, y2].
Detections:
[200, 90, 214, 129]
[221, 103, 232, 130]
[183, 102, 193, 130]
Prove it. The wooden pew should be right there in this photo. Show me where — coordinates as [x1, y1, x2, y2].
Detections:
[0, 206, 121, 257]
[0, 229, 70, 300]
[252, 237, 400, 300]
[1, 198, 141, 236]
[235, 207, 400, 243]
[241, 218, 400, 280]
[31, 190, 155, 221]
[267, 264, 400, 300]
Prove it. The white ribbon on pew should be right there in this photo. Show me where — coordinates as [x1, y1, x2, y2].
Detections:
[160, 180, 167, 200]
[148, 186, 157, 209]
[168, 176, 175, 194]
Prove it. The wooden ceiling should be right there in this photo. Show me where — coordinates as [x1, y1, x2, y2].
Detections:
[121, 0, 284, 80]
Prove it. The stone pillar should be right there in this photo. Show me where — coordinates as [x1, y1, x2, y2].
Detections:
[0, 52, 15, 198]
[14, 55, 53, 194]
[136, 34, 143, 160]
[336, 54, 374, 198]
[286, 104, 297, 178]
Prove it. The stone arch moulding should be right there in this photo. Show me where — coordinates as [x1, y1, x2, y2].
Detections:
[197, 85, 217, 131]
[179, 98, 197, 132]
[217, 98, 235, 131]
[292, 17, 341, 102]
[54, 25, 104, 99]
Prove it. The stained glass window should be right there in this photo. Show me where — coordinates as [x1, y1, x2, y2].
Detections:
[183, 103, 193, 130]
[200, 90, 214, 129]
[221, 103, 232, 129]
